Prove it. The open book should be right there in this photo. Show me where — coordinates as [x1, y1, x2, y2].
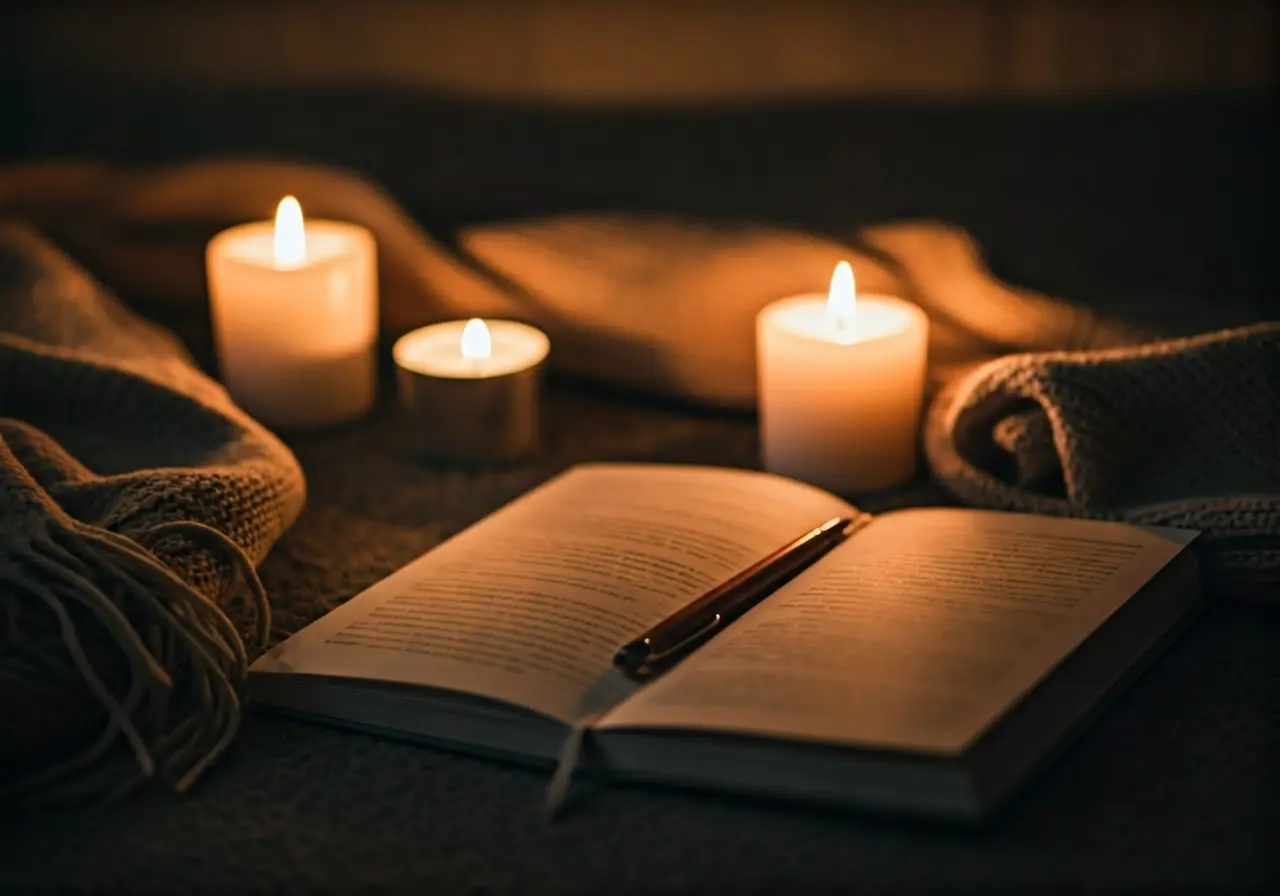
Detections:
[248, 464, 1201, 822]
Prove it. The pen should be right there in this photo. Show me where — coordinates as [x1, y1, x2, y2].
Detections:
[613, 515, 856, 681]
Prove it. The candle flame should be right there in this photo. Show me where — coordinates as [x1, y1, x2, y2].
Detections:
[826, 261, 857, 341]
[460, 318, 492, 361]
[273, 196, 307, 269]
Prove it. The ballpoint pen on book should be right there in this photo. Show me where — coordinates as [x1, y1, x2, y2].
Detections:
[613, 515, 857, 682]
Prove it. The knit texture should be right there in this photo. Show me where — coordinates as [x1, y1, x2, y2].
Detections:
[0, 221, 306, 806]
[926, 324, 1280, 598]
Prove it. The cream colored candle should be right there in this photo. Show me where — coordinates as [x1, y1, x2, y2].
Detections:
[392, 318, 550, 464]
[757, 262, 928, 493]
[206, 196, 378, 429]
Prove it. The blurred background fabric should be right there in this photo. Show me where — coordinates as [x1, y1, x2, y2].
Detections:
[2, 157, 1273, 600]
[2, 0, 1275, 321]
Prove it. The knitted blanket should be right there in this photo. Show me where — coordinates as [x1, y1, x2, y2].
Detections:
[925, 326, 1279, 598]
[0, 221, 306, 807]
[1, 160, 1275, 809]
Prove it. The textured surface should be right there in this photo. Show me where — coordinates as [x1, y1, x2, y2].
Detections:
[926, 322, 1280, 595]
[2, 384, 1278, 892]
[0, 223, 305, 804]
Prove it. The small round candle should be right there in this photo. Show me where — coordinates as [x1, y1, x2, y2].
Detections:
[392, 318, 550, 465]
[206, 196, 378, 430]
[757, 261, 928, 494]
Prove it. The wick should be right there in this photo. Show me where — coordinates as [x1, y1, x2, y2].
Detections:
[831, 312, 857, 343]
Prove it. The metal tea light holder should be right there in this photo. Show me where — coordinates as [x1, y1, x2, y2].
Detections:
[392, 319, 550, 467]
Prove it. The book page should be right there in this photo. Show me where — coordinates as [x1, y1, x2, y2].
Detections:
[252, 463, 856, 724]
[601, 508, 1192, 753]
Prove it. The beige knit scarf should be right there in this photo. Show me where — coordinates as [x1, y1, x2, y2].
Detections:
[1, 160, 1275, 808]
[0, 221, 305, 807]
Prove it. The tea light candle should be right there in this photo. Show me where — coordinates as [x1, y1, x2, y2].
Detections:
[757, 261, 928, 493]
[392, 318, 550, 465]
[206, 196, 378, 429]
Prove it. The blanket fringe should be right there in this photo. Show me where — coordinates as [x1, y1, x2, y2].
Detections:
[0, 517, 269, 807]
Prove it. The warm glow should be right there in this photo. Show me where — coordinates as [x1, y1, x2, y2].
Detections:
[273, 196, 307, 269]
[460, 318, 492, 361]
[827, 261, 857, 340]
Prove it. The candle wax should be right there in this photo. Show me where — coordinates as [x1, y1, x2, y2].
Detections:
[757, 293, 928, 494]
[393, 319, 550, 465]
[207, 217, 378, 430]
[393, 319, 549, 378]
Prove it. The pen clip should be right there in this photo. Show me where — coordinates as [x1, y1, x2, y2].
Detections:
[643, 612, 722, 665]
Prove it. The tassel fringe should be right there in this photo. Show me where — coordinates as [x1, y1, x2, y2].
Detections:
[0, 517, 270, 807]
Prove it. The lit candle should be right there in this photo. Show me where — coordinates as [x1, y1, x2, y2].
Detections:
[206, 196, 378, 429]
[392, 318, 550, 465]
[757, 261, 928, 493]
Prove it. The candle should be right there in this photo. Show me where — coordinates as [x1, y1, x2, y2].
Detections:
[757, 261, 928, 493]
[392, 318, 550, 465]
[206, 196, 378, 429]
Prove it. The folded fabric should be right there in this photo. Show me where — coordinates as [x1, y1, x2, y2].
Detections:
[0, 161, 1274, 813]
[926, 324, 1280, 599]
[0, 159, 1160, 406]
[3, 161, 1274, 580]
[0, 222, 306, 807]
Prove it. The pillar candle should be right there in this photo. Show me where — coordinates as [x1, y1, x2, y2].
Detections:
[392, 318, 550, 465]
[756, 262, 928, 493]
[206, 196, 378, 429]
